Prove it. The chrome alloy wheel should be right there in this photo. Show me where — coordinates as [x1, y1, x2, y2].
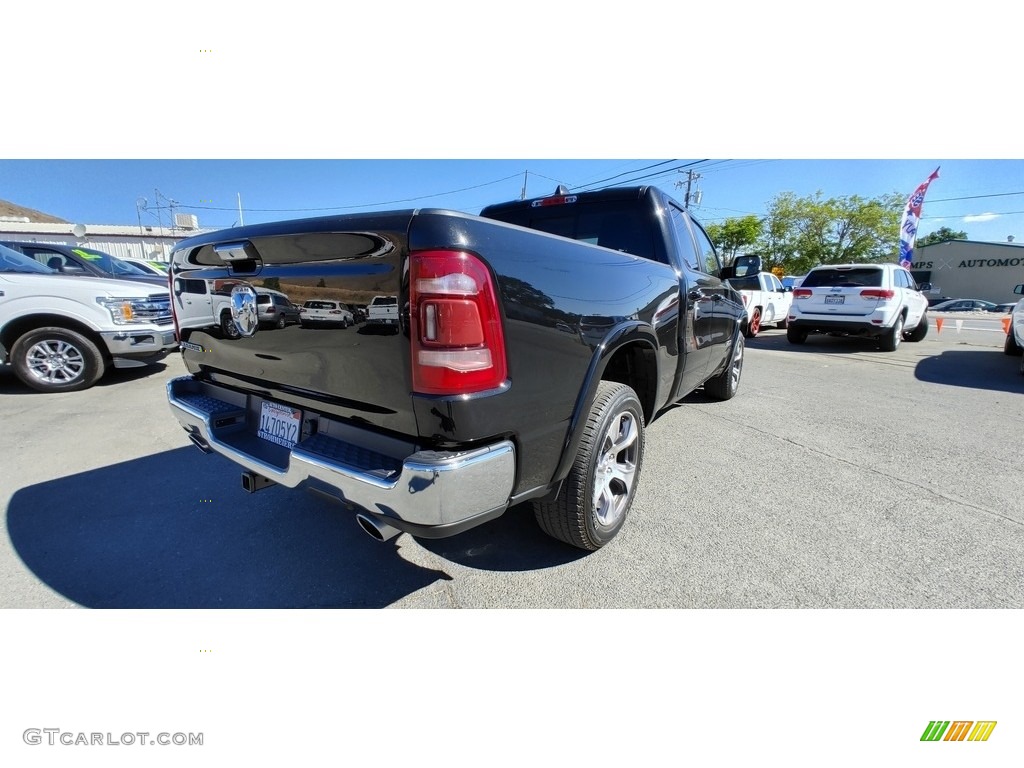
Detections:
[25, 338, 87, 385]
[727, 335, 744, 390]
[592, 409, 640, 528]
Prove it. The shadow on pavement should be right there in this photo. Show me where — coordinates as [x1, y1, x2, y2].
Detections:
[415, 504, 590, 571]
[914, 349, 1024, 393]
[6, 447, 453, 608]
[0, 361, 170, 395]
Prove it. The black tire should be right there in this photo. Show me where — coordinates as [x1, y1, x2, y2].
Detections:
[275, 315, 286, 329]
[744, 307, 761, 338]
[904, 313, 928, 342]
[221, 311, 240, 339]
[787, 325, 808, 344]
[879, 313, 904, 351]
[777, 316, 789, 329]
[704, 333, 744, 401]
[11, 327, 106, 393]
[533, 381, 645, 551]
[1004, 331, 1022, 356]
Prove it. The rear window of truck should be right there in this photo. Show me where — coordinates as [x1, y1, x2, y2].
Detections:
[487, 207, 660, 264]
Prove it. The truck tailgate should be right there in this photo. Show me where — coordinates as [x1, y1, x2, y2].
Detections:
[170, 212, 416, 437]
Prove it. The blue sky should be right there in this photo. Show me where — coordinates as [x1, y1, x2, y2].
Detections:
[2, 159, 1023, 244]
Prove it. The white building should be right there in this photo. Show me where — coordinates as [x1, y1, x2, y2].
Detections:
[910, 240, 1024, 304]
[0, 214, 208, 264]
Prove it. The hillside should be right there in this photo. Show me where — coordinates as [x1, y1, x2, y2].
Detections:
[0, 199, 68, 224]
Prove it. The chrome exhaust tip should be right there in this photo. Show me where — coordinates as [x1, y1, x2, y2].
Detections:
[355, 514, 401, 542]
[188, 432, 212, 454]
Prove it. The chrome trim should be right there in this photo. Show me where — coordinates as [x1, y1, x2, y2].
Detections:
[166, 376, 516, 528]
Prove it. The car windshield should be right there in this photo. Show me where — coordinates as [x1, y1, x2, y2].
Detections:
[305, 301, 336, 309]
[0, 244, 56, 274]
[71, 247, 149, 276]
[802, 267, 883, 288]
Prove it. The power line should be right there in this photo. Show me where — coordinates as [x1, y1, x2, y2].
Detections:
[165, 173, 525, 214]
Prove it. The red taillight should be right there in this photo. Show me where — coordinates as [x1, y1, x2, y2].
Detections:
[793, 288, 812, 298]
[860, 289, 895, 300]
[410, 249, 507, 395]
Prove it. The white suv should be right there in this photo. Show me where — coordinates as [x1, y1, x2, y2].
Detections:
[786, 263, 929, 351]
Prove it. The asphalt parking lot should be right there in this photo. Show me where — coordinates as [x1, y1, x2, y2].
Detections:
[2, 315, 1022, 608]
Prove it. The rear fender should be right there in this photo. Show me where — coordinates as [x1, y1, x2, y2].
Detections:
[549, 322, 659, 485]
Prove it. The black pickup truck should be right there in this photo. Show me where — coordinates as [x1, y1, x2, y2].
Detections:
[166, 185, 746, 550]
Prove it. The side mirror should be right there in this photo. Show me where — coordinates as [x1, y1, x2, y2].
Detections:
[732, 254, 763, 278]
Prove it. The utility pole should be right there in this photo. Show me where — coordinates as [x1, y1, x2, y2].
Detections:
[675, 169, 702, 209]
[520, 171, 528, 200]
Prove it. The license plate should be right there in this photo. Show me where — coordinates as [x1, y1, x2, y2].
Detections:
[258, 400, 302, 448]
[824, 295, 845, 305]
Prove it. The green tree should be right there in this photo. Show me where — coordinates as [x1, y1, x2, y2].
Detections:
[262, 277, 281, 291]
[917, 226, 968, 246]
[704, 215, 762, 263]
[755, 191, 903, 274]
[316, 278, 327, 288]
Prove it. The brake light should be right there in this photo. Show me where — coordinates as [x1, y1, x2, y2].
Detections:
[410, 249, 507, 395]
[793, 288, 812, 298]
[860, 289, 895, 300]
[531, 194, 577, 208]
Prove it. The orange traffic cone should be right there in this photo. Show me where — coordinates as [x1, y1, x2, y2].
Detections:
[1003, 317, 1012, 335]
[935, 317, 943, 333]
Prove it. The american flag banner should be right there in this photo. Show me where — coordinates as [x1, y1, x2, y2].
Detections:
[898, 167, 940, 267]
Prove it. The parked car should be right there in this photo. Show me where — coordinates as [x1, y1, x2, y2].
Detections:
[0, 244, 176, 392]
[125, 259, 170, 277]
[787, 263, 929, 351]
[781, 275, 805, 289]
[0, 241, 167, 287]
[726, 271, 792, 337]
[299, 299, 354, 328]
[366, 295, 399, 327]
[166, 184, 747, 551]
[925, 295, 956, 307]
[256, 289, 301, 328]
[1003, 284, 1024, 374]
[929, 298, 1003, 313]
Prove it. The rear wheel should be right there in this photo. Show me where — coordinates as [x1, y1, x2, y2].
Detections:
[704, 333, 744, 401]
[11, 327, 106, 393]
[533, 381, 644, 551]
[904, 313, 928, 342]
[787, 325, 808, 344]
[744, 308, 761, 338]
[776, 316, 789, 329]
[275, 315, 286, 329]
[879, 314, 904, 351]
[1004, 331, 1022, 356]
[221, 310, 240, 339]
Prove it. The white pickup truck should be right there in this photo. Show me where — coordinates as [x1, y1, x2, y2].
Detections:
[365, 294, 399, 327]
[727, 271, 793, 338]
[0, 243, 177, 392]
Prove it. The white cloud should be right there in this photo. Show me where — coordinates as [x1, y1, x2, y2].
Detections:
[963, 212, 1000, 222]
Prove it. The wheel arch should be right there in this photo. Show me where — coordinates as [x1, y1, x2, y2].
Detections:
[549, 326, 659, 487]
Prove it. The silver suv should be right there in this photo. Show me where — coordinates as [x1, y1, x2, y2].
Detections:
[786, 263, 929, 351]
